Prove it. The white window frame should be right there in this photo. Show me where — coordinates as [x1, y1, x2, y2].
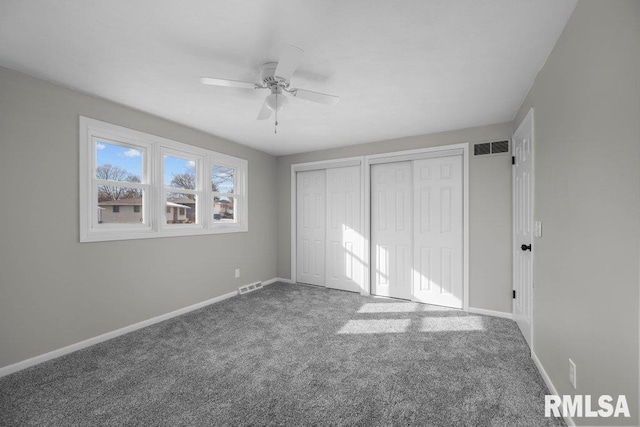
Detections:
[210, 158, 245, 231]
[161, 147, 204, 231]
[80, 117, 248, 242]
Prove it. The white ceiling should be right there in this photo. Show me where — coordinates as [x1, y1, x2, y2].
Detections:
[0, 0, 576, 156]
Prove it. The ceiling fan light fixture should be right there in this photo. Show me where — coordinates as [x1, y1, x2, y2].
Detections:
[265, 92, 288, 112]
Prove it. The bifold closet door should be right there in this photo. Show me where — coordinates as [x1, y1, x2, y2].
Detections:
[296, 170, 326, 286]
[371, 162, 413, 300]
[412, 156, 463, 308]
[325, 166, 362, 293]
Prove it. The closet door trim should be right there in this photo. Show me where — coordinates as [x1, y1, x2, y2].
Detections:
[368, 148, 464, 165]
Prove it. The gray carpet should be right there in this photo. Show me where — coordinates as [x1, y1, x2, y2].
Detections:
[0, 282, 564, 426]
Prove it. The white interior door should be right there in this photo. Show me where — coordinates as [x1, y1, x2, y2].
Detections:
[296, 170, 326, 286]
[326, 166, 362, 292]
[513, 111, 534, 348]
[412, 156, 463, 308]
[371, 162, 413, 300]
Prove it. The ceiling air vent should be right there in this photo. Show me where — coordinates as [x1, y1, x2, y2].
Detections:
[474, 140, 509, 156]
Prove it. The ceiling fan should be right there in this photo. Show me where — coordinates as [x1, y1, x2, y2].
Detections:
[201, 45, 339, 131]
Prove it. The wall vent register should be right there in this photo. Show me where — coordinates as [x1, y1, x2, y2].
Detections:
[474, 140, 509, 156]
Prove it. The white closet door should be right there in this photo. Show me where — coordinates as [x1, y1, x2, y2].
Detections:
[296, 170, 326, 286]
[412, 156, 463, 308]
[326, 166, 362, 293]
[371, 162, 413, 300]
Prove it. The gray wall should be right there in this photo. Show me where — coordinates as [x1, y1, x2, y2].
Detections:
[0, 66, 278, 369]
[277, 123, 514, 313]
[513, 1, 640, 425]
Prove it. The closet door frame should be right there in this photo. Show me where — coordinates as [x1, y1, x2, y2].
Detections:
[364, 143, 470, 309]
[291, 157, 366, 292]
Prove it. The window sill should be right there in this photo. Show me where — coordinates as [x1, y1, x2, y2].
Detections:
[80, 225, 248, 243]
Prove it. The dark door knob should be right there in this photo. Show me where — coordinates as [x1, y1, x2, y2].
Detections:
[521, 244, 532, 251]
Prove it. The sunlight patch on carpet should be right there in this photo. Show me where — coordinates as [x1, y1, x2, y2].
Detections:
[337, 319, 411, 334]
[419, 316, 485, 332]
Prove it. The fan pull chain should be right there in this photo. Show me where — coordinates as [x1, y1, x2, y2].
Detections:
[274, 93, 278, 134]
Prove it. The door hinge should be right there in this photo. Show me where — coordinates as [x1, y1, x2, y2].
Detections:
[513, 290, 516, 299]
[512, 156, 515, 165]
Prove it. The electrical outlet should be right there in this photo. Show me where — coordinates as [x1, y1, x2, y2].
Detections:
[534, 221, 542, 237]
[235, 268, 240, 278]
[569, 359, 577, 389]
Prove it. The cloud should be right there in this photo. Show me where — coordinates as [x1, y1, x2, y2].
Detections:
[187, 160, 196, 167]
[96, 143, 106, 150]
[124, 148, 141, 158]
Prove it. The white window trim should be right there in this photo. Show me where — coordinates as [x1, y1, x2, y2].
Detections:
[80, 117, 248, 242]
[210, 159, 243, 229]
[161, 147, 204, 231]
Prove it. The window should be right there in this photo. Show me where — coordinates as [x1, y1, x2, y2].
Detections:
[91, 138, 150, 229]
[163, 151, 201, 226]
[211, 165, 237, 223]
[80, 117, 248, 242]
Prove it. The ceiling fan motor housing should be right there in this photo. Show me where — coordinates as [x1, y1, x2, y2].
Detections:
[260, 62, 289, 88]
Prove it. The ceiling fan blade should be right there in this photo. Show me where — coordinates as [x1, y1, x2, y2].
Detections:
[201, 77, 258, 89]
[257, 101, 272, 120]
[293, 89, 340, 106]
[274, 45, 304, 81]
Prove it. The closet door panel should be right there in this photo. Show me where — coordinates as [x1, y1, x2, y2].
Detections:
[371, 162, 412, 300]
[325, 166, 362, 292]
[412, 156, 463, 308]
[296, 170, 326, 286]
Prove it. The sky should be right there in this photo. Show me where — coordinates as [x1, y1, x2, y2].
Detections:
[96, 140, 234, 193]
[164, 155, 196, 188]
[96, 140, 142, 180]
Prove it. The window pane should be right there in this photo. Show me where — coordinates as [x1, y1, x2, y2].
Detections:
[97, 186, 143, 224]
[96, 140, 142, 183]
[213, 196, 235, 223]
[211, 165, 235, 193]
[165, 155, 196, 189]
[166, 192, 196, 224]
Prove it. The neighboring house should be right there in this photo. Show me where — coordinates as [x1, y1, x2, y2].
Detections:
[98, 197, 192, 224]
[165, 201, 191, 224]
[162, 196, 234, 221]
[168, 197, 196, 223]
[98, 198, 144, 224]
[213, 197, 234, 220]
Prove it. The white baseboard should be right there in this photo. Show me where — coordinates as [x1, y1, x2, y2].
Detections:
[468, 306, 513, 320]
[0, 289, 238, 378]
[531, 350, 575, 426]
[263, 277, 295, 285]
